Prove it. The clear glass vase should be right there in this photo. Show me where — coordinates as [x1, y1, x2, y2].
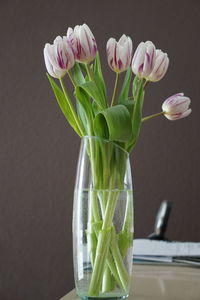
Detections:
[73, 136, 133, 299]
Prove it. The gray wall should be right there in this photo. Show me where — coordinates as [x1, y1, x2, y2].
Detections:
[0, 0, 199, 299]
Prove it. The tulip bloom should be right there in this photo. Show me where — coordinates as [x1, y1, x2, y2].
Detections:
[147, 49, 169, 82]
[132, 41, 156, 78]
[162, 93, 192, 120]
[106, 34, 133, 73]
[66, 24, 97, 63]
[44, 36, 75, 79]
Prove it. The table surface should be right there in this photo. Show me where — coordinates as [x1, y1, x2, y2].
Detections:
[60, 264, 200, 300]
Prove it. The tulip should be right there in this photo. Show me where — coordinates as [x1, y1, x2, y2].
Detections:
[147, 49, 169, 82]
[44, 36, 75, 79]
[66, 24, 97, 63]
[162, 93, 192, 120]
[132, 41, 156, 78]
[106, 34, 133, 73]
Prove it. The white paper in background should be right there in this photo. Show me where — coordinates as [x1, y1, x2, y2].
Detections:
[133, 239, 200, 257]
[134, 255, 173, 263]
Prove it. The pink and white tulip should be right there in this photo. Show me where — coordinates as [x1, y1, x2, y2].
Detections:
[132, 41, 156, 78]
[106, 34, 133, 73]
[147, 49, 169, 82]
[162, 93, 192, 120]
[67, 24, 97, 63]
[44, 36, 75, 79]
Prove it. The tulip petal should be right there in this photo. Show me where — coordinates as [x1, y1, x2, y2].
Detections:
[107, 35, 132, 73]
[132, 42, 146, 76]
[162, 93, 191, 121]
[148, 49, 169, 82]
[43, 35, 75, 78]
[165, 108, 192, 120]
[44, 47, 57, 78]
[142, 41, 155, 77]
[67, 23, 97, 63]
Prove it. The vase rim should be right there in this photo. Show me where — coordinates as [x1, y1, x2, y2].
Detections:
[83, 135, 129, 156]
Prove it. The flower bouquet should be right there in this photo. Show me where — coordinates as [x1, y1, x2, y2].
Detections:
[43, 24, 191, 299]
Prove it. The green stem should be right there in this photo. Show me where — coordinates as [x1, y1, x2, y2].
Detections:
[67, 70, 77, 87]
[88, 228, 111, 296]
[86, 63, 107, 109]
[106, 250, 124, 289]
[88, 142, 131, 295]
[89, 189, 129, 295]
[132, 78, 144, 120]
[87, 231, 97, 267]
[86, 138, 103, 271]
[59, 78, 84, 136]
[118, 190, 133, 258]
[110, 228, 130, 290]
[92, 191, 101, 221]
[142, 111, 165, 122]
[88, 176, 118, 295]
[122, 191, 133, 232]
[87, 190, 97, 267]
[88, 139, 101, 220]
[144, 79, 149, 89]
[86, 63, 95, 82]
[102, 264, 112, 293]
[91, 191, 124, 290]
[102, 191, 119, 230]
[97, 190, 126, 290]
[111, 72, 120, 106]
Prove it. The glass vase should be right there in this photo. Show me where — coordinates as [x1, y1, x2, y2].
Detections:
[73, 136, 133, 299]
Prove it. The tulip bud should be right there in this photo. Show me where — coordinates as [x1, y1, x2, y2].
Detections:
[66, 24, 97, 63]
[44, 36, 75, 79]
[162, 93, 192, 120]
[106, 34, 133, 73]
[132, 41, 156, 78]
[147, 49, 169, 82]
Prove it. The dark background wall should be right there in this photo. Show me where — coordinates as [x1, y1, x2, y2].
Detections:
[0, 0, 199, 299]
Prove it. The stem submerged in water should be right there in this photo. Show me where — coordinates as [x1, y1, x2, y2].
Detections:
[86, 138, 132, 296]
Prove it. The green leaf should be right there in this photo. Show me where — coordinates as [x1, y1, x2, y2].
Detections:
[92, 101, 101, 116]
[132, 82, 144, 141]
[94, 105, 132, 142]
[46, 74, 82, 136]
[93, 52, 107, 100]
[79, 62, 87, 74]
[121, 98, 135, 116]
[71, 63, 85, 85]
[118, 68, 132, 103]
[118, 231, 133, 258]
[78, 81, 106, 110]
[75, 86, 94, 135]
[132, 75, 140, 99]
[127, 80, 144, 151]
[71, 64, 90, 134]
